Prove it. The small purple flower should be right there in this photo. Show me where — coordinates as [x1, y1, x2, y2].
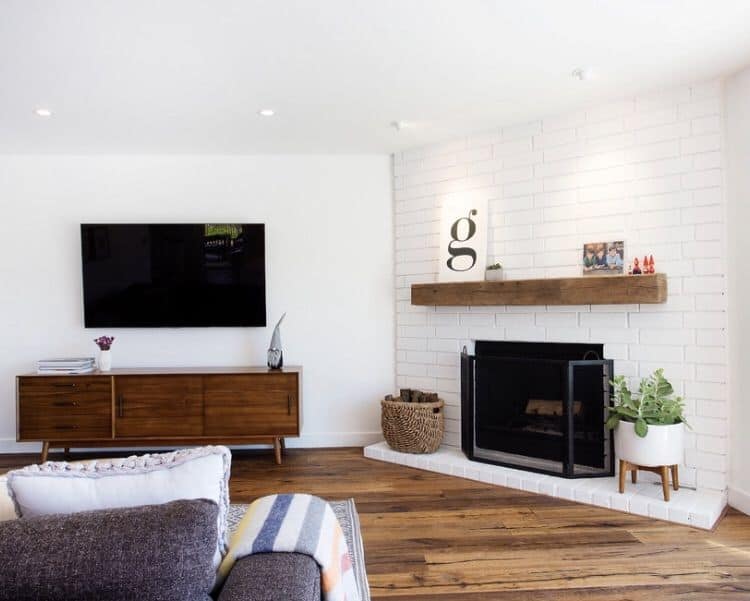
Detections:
[94, 336, 115, 351]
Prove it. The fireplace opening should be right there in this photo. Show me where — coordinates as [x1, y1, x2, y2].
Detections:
[461, 341, 614, 478]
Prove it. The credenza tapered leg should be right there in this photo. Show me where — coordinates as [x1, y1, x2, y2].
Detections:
[273, 437, 282, 465]
[41, 441, 50, 463]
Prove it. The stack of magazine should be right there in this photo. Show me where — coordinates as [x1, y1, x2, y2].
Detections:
[37, 357, 96, 375]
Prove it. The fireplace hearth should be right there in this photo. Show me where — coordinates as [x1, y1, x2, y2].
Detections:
[461, 341, 614, 478]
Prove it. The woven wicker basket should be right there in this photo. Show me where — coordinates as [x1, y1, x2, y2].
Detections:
[381, 398, 444, 454]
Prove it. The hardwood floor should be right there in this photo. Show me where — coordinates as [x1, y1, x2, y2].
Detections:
[2, 447, 749, 599]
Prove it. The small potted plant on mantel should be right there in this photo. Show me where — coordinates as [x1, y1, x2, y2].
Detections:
[485, 262, 503, 281]
[606, 369, 688, 499]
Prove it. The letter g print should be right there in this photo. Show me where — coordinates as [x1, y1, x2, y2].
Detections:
[447, 209, 478, 272]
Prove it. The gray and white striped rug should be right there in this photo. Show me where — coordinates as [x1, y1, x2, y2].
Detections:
[228, 499, 370, 601]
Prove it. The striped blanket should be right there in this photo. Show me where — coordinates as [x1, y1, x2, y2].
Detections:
[217, 494, 361, 601]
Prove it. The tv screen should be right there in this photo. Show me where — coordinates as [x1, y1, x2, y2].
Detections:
[81, 224, 266, 327]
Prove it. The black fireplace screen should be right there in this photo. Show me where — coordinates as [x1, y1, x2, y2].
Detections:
[461, 341, 614, 478]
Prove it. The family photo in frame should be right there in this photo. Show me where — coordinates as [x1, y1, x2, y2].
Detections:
[582, 241, 625, 276]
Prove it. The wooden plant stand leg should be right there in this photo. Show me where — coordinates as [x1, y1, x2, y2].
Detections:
[671, 465, 679, 490]
[273, 437, 282, 465]
[631, 468, 638, 484]
[40, 441, 50, 463]
[660, 466, 671, 502]
[280, 437, 286, 451]
[619, 459, 627, 493]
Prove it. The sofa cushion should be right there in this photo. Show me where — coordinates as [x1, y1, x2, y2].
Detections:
[6, 445, 231, 566]
[0, 499, 218, 601]
[216, 552, 321, 601]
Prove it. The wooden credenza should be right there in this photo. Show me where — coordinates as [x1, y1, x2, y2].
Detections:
[16, 366, 301, 464]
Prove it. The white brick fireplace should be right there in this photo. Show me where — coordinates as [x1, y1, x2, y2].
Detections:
[389, 78, 728, 502]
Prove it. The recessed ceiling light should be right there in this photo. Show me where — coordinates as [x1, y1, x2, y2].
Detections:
[390, 121, 409, 131]
[571, 68, 593, 81]
[34, 108, 53, 117]
[258, 109, 275, 117]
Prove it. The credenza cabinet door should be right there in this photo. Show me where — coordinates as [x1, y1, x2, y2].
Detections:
[113, 375, 203, 438]
[17, 376, 112, 441]
[203, 373, 299, 436]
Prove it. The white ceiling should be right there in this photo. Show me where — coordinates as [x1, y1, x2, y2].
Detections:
[2, 0, 750, 154]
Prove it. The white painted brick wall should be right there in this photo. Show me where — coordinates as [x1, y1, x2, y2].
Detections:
[392, 79, 728, 494]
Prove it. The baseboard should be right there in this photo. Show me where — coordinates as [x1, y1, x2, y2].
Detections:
[287, 431, 383, 448]
[0, 432, 384, 455]
[0, 440, 41, 454]
[728, 485, 750, 516]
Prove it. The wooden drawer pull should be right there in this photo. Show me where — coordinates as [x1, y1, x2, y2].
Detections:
[117, 394, 124, 418]
[287, 394, 292, 415]
[51, 383, 77, 389]
[54, 425, 79, 431]
[52, 401, 79, 407]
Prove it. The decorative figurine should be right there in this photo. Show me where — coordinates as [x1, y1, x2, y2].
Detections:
[648, 254, 656, 274]
[267, 313, 286, 370]
[632, 257, 642, 275]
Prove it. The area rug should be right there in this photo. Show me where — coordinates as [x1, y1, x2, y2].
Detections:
[228, 499, 371, 601]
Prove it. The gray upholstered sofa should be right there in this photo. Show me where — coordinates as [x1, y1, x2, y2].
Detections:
[0, 499, 322, 601]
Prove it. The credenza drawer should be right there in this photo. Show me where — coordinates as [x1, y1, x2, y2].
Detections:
[18, 397, 112, 441]
[17, 376, 113, 441]
[18, 376, 111, 398]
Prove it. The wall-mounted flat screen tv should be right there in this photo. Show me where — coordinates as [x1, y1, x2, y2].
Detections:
[81, 223, 266, 327]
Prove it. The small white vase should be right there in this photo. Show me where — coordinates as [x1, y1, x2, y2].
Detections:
[485, 268, 504, 281]
[615, 421, 684, 466]
[99, 350, 112, 372]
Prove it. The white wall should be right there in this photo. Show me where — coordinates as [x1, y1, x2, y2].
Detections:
[0, 155, 394, 451]
[394, 79, 729, 494]
[726, 66, 750, 514]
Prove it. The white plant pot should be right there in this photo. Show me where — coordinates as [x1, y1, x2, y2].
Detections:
[485, 269, 503, 281]
[99, 350, 112, 372]
[615, 421, 684, 467]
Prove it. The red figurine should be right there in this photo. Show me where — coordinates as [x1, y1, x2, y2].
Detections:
[648, 254, 655, 274]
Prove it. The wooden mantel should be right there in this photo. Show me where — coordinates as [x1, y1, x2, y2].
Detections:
[411, 273, 667, 306]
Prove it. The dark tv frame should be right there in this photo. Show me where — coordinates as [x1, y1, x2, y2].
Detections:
[80, 223, 267, 328]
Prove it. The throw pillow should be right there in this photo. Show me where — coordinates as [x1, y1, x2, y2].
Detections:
[5, 445, 231, 566]
[0, 499, 217, 601]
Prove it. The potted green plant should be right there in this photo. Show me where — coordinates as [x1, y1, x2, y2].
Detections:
[485, 262, 503, 281]
[606, 369, 688, 467]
